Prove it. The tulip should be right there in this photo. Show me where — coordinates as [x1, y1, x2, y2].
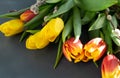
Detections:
[101, 54, 120, 78]
[84, 38, 107, 62]
[20, 9, 36, 22]
[62, 37, 84, 63]
[0, 19, 24, 36]
[26, 32, 50, 49]
[26, 17, 64, 49]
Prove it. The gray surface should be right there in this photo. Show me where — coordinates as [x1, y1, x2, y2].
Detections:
[0, 0, 101, 78]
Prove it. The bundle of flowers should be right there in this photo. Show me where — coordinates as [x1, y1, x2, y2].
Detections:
[0, 0, 120, 77]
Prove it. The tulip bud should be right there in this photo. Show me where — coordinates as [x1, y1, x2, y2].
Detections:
[62, 37, 84, 63]
[0, 19, 24, 36]
[84, 38, 107, 62]
[20, 9, 36, 22]
[101, 54, 120, 78]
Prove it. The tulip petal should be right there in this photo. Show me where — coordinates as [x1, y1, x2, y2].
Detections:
[62, 44, 72, 62]
[47, 18, 64, 42]
[74, 51, 85, 63]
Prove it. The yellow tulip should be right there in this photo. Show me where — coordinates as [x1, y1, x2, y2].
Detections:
[26, 17, 64, 49]
[0, 19, 24, 36]
[26, 33, 50, 49]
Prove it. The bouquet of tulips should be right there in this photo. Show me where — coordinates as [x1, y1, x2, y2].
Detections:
[0, 0, 120, 78]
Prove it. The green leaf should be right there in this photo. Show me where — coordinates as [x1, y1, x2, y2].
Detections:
[73, 6, 82, 39]
[75, 0, 118, 11]
[62, 16, 73, 42]
[81, 11, 96, 25]
[117, 0, 120, 6]
[102, 22, 113, 53]
[89, 14, 106, 31]
[19, 31, 28, 42]
[0, 8, 29, 18]
[54, 38, 63, 69]
[45, 0, 61, 3]
[45, 0, 75, 21]
[88, 30, 100, 39]
[111, 15, 118, 28]
[26, 30, 40, 34]
[111, 35, 120, 46]
[105, 17, 120, 47]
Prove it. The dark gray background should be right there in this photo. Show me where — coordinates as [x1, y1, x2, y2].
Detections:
[0, 0, 101, 78]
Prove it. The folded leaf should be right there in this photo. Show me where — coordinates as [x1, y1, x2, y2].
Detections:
[89, 14, 106, 31]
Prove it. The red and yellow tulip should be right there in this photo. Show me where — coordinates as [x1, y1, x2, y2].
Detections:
[62, 37, 84, 63]
[62, 37, 107, 63]
[83, 38, 107, 62]
[20, 9, 36, 22]
[0, 19, 24, 36]
[101, 54, 120, 78]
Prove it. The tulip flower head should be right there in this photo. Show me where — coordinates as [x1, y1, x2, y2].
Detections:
[0, 19, 24, 36]
[62, 37, 84, 63]
[26, 17, 64, 49]
[101, 54, 120, 78]
[20, 9, 36, 22]
[26, 32, 50, 49]
[83, 38, 107, 62]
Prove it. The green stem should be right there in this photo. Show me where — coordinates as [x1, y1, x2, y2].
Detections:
[93, 61, 98, 68]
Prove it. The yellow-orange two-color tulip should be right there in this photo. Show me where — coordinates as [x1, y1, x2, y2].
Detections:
[83, 38, 107, 62]
[101, 54, 120, 78]
[62, 37, 84, 63]
[0, 19, 24, 36]
[26, 17, 64, 49]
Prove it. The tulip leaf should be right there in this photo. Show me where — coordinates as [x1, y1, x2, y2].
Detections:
[0, 8, 29, 18]
[73, 6, 82, 40]
[102, 22, 113, 53]
[89, 14, 106, 31]
[81, 11, 96, 25]
[26, 30, 40, 34]
[45, 0, 61, 3]
[88, 30, 100, 39]
[62, 16, 73, 42]
[111, 36, 120, 46]
[106, 19, 120, 46]
[45, 0, 75, 21]
[118, 0, 120, 6]
[111, 15, 118, 28]
[110, 30, 120, 46]
[75, 0, 118, 11]
[54, 38, 63, 69]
